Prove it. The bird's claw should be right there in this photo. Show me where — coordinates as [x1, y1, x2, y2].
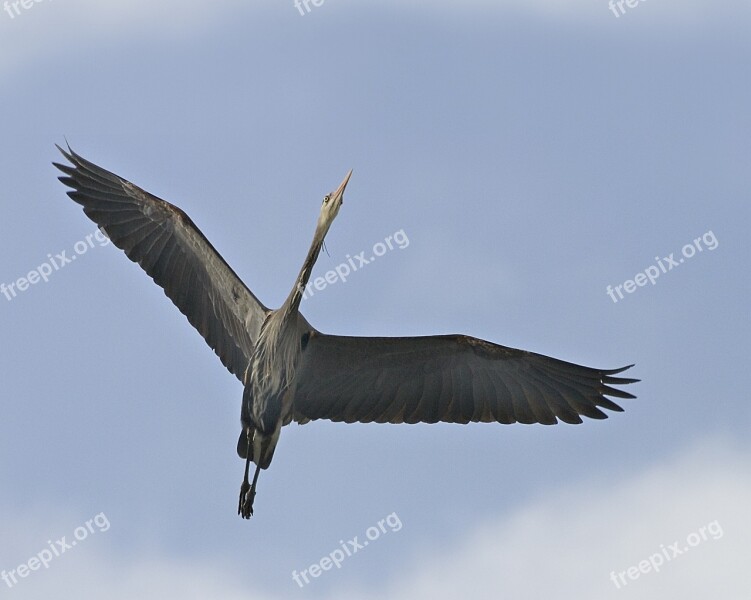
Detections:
[238, 482, 255, 519]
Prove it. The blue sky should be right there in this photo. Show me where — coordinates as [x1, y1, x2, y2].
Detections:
[1, 1, 749, 598]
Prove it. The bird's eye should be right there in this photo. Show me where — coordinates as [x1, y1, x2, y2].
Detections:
[323, 195, 330, 204]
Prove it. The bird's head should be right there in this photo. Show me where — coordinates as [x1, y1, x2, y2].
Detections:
[316, 169, 352, 238]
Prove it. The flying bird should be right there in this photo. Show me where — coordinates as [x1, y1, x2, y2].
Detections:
[54, 145, 638, 519]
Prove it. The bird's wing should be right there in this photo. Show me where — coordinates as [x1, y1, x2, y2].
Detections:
[54, 145, 268, 382]
[292, 333, 637, 424]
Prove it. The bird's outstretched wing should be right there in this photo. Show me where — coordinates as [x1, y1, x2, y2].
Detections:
[293, 333, 638, 424]
[54, 145, 268, 382]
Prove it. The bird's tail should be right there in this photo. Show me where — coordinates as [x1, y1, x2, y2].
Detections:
[236, 428, 278, 470]
[237, 430, 252, 460]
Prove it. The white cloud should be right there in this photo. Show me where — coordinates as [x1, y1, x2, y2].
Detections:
[1, 0, 748, 81]
[2, 555, 266, 600]
[385, 0, 747, 21]
[2, 436, 748, 599]
[0, 0, 243, 80]
[336, 435, 751, 600]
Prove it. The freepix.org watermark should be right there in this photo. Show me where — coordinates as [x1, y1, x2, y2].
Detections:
[3, 0, 52, 20]
[300, 228, 409, 301]
[605, 230, 718, 303]
[291, 512, 403, 588]
[609, 520, 723, 589]
[1, 226, 111, 302]
[2, 512, 111, 589]
[608, 0, 648, 18]
[294, 0, 324, 16]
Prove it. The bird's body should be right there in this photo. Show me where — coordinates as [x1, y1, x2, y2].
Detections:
[242, 309, 305, 468]
[55, 145, 638, 519]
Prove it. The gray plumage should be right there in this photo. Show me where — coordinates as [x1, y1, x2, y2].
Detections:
[54, 145, 638, 519]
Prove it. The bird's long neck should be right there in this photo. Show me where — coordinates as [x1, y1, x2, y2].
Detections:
[282, 229, 325, 317]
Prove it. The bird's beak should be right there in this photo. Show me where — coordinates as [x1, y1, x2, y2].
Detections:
[332, 169, 353, 204]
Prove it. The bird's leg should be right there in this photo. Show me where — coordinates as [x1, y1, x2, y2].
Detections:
[238, 427, 254, 517]
[238, 428, 262, 519]
[249, 462, 262, 517]
[239, 460, 261, 519]
[238, 450, 252, 517]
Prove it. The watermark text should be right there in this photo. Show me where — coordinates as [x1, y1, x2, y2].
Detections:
[292, 512, 402, 588]
[610, 519, 723, 589]
[2, 512, 111, 589]
[301, 228, 409, 301]
[606, 230, 718, 303]
[609, 0, 648, 18]
[294, 0, 324, 16]
[1, 227, 111, 302]
[3, 0, 52, 20]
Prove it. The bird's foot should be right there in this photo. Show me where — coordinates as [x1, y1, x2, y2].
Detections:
[238, 481, 255, 519]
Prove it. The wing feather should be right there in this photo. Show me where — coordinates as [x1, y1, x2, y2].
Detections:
[54, 145, 268, 381]
[293, 333, 637, 425]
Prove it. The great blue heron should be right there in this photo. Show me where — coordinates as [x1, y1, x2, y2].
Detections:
[54, 145, 638, 519]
